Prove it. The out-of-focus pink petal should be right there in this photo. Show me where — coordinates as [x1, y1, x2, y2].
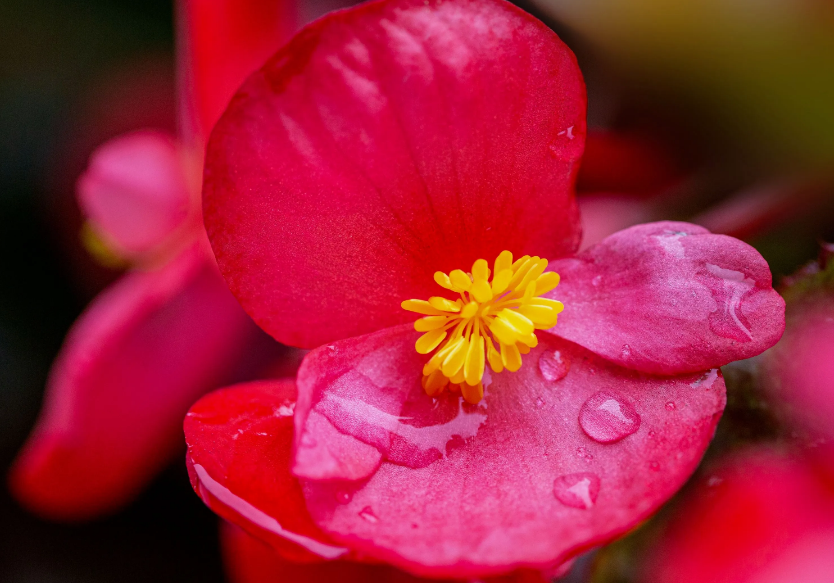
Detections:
[203, 0, 586, 349]
[644, 450, 834, 583]
[178, 0, 297, 146]
[547, 221, 785, 375]
[220, 521, 554, 583]
[577, 194, 653, 251]
[184, 380, 349, 563]
[762, 299, 834, 439]
[8, 244, 253, 520]
[77, 130, 194, 258]
[293, 324, 725, 578]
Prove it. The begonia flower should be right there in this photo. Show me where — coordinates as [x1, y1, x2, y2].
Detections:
[186, 0, 784, 577]
[9, 0, 295, 520]
[644, 449, 834, 583]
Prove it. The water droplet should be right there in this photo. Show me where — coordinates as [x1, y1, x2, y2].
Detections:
[621, 344, 632, 358]
[538, 350, 570, 382]
[650, 461, 660, 471]
[553, 473, 600, 509]
[648, 430, 656, 439]
[576, 446, 594, 461]
[704, 264, 755, 342]
[592, 275, 602, 287]
[690, 369, 719, 389]
[535, 396, 545, 408]
[359, 506, 379, 524]
[335, 490, 352, 504]
[317, 379, 488, 470]
[579, 391, 641, 443]
[665, 401, 676, 411]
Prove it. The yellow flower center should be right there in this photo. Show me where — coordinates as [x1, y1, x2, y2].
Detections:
[402, 251, 563, 404]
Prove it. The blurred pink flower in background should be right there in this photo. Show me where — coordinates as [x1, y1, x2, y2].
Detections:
[9, 0, 296, 520]
[644, 448, 834, 583]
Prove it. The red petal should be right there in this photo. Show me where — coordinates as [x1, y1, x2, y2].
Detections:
[178, 0, 297, 145]
[8, 245, 253, 520]
[203, 0, 585, 348]
[220, 521, 553, 583]
[77, 130, 193, 258]
[184, 380, 348, 562]
[645, 449, 834, 583]
[547, 221, 785, 375]
[293, 324, 725, 577]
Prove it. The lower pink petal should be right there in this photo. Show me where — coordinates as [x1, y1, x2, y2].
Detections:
[294, 324, 726, 578]
[185, 380, 349, 563]
[220, 521, 553, 583]
[9, 244, 253, 520]
[547, 221, 785, 375]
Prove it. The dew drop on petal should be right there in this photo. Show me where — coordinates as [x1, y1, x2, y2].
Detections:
[359, 506, 378, 524]
[538, 350, 570, 382]
[576, 446, 593, 461]
[704, 264, 755, 342]
[553, 473, 600, 509]
[621, 344, 631, 358]
[690, 369, 719, 389]
[579, 391, 641, 443]
[535, 396, 545, 408]
[335, 490, 352, 504]
[665, 401, 676, 411]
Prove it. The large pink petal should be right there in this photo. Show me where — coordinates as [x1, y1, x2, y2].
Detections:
[184, 380, 350, 563]
[77, 130, 194, 258]
[293, 324, 725, 578]
[547, 222, 785, 375]
[8, 244, 253, 520]
[203, 0, 585, 348]
[220, 521, 553, 583]
[178, 0, 297, 146]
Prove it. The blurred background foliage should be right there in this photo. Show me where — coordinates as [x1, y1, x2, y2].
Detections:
[2, 0, 833, 581]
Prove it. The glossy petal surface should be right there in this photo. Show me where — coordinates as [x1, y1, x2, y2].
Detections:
[185, 380, 348, 562]
[204, 0, 585, 348]
[645, 450, 834, 583]
[77, 130, 192, 258]
[9, 245, 252, 520]
[221, 521, 553, 583]
[293, 324, 725, 577]
[178, 0, 297, 145]
[547, 222, 785, 375]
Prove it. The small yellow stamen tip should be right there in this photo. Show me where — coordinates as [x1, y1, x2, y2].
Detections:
[404, 250, 562, 403]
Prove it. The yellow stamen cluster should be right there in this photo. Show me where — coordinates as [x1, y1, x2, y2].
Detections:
[402, 251, 563, 404]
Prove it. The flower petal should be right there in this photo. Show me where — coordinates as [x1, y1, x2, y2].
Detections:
[185, 380, 349, 562]
[178, 0, 297, 146]
[220, 521, 555, 583]
[293, 324, 725, 577]
[77, 130, 193, 258]
[546, 222, 785, 375]
[203, 0, 585, 348]
[8, 244, 253, 520]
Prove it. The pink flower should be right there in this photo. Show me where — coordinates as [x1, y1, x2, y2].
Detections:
[9, 0, 295, 520]
[185, 0, 784, 577]
[644, 449, 834, 583]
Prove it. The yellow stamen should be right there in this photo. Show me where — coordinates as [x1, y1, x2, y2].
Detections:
[401, 250, 562, 403]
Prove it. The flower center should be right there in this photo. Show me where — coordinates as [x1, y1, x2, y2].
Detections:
[402, 251, 563, 404]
